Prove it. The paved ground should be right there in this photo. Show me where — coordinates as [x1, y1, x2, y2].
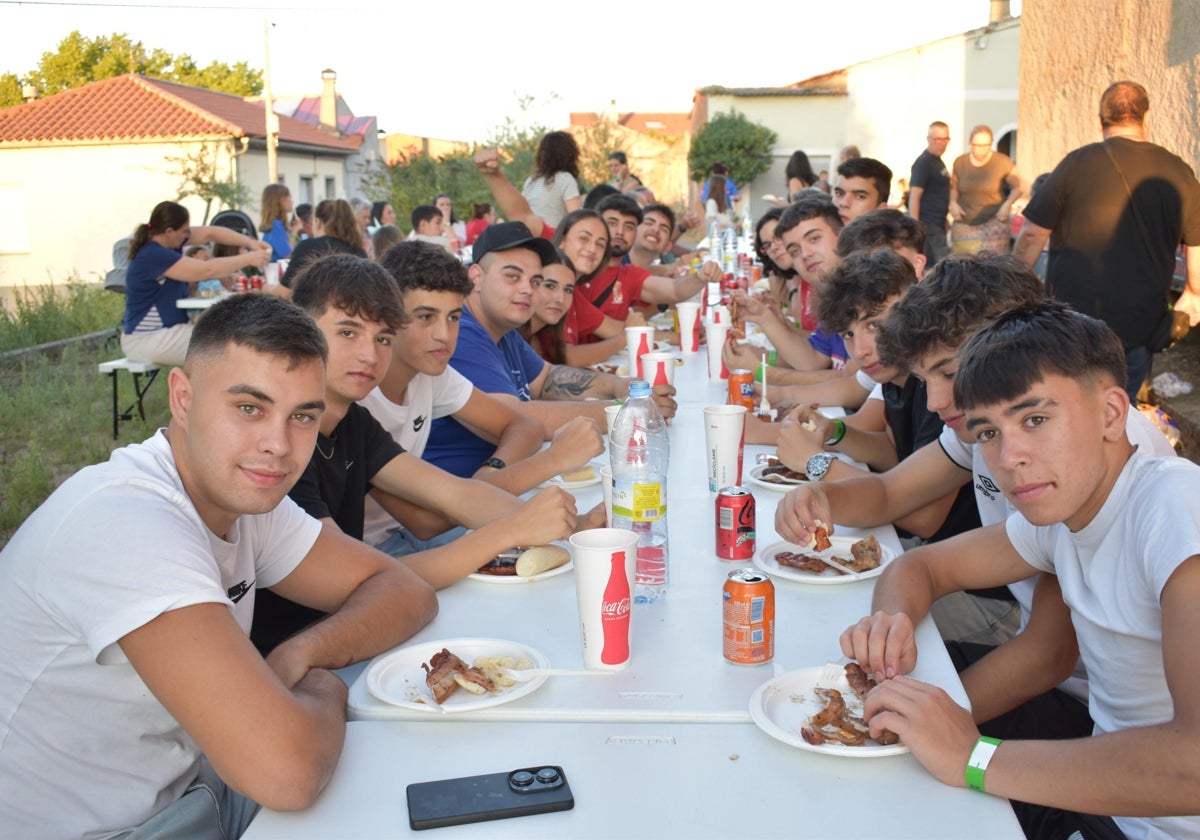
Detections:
[1148, 330, 1200, 462]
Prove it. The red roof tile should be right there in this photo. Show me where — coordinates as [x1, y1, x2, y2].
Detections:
[569, 112, 691, 136]
[0, 74, 360, 152]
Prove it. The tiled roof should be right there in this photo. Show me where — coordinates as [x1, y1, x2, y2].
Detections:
[570, 112, 691, 136]
[0, 74, 360, 152]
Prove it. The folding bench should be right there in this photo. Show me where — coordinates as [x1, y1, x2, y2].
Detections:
[97, 358, 160, 439]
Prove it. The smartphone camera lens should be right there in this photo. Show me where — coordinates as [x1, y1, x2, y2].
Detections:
[511, 770, 535, 787]
[536, 767, 559, 784]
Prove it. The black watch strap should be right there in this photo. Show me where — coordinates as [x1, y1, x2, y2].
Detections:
[481, 457, 506, 470]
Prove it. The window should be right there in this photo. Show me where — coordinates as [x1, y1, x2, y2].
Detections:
[299, 176, 313, 204]
[325, 177, 336, 199]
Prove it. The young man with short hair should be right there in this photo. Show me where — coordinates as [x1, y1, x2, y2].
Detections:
[425, 222, 676, 476]
[253, 255, 577, 648]
[834, 208, 928, 276]
[833, 157, 893, 224]
[843, 302, 1200, 840]
[776, 249, 980, 541]
[361, 240, 603, 555]
[909, 121, 953, 265]
[409, 204, 454, 254]
[580, 194, 710, 326]
[0, 294, 438, 837]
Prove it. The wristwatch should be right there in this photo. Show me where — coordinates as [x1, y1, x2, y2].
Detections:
[480, 457, 506, 470]
[805, 452, 835, 482]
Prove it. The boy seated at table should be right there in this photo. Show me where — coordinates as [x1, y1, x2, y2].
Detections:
[773, 248, 981, 545]
[839, 302, 1200, 840]
[361, 240, 605, 556]
[0, 294, 438, 838]
[252, 254, 582, 652]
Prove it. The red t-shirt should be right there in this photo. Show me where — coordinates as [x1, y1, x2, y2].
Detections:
[564, 292, 607, 344]
[578, 264, 651, 322]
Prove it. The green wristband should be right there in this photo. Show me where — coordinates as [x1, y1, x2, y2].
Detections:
[824, 418, 846, 447]
[768, 349, 777, 366]
[965, 736, 1002, 792]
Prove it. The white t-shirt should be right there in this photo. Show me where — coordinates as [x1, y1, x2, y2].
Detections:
[858, 369, 882, 396]
[1006, 451, 1200, 840]
[0, 431, 321, 838]
[936, 409, 1175, 701]
[358, 368, 474, 546]
[521, 171, 581, 227]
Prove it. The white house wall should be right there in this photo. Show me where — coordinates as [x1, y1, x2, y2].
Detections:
[240, 151, 350, 207]
[845, 18, 1019, 200]
[0, 139, 223, 286]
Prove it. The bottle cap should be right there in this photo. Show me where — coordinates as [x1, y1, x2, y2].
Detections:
[628, 379, 651, 399]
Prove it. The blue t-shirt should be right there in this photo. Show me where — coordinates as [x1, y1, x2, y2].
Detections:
[424, 305, 546, 477]
[122, 241, 187, 334]
[808, 328, 848, 370]
[262, 219, 293, 262]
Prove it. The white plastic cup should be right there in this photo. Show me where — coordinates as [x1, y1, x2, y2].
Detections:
[624, 326, 656, 379]
[710, 305, 730, 327]
[675, 301, 701, 355]
[640, 351, 676, 387]
[569, 528, 637, 670]
[275, 259, 289, 283]
[600, 465, 614, 527]
[704, 405, 747, 494]
[604, 404, 621, 438]
[706, 323, 730, 381]
[264, 262, 281, 287]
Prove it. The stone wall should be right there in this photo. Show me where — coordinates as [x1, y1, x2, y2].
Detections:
[1018, 0, 1200, 180]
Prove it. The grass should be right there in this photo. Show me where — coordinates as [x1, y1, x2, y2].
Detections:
[0, 282, 170, 546]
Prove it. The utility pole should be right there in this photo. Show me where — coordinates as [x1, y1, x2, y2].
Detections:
[263, 15, 278, 183]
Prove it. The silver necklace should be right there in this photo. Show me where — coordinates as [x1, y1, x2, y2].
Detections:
[315, 432, 336, 460]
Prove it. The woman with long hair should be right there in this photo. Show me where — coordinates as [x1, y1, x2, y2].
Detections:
[785, 151, 818, 200]
[121, 200, 270, 365]
[259, 184, 296, 262]
[464, 203, 494, 246]
[521, 131, 582, 226]
[369, 201, 396, 232]
[547, 212, 651, 365]
[433, 193, 465, 250]
[281, 199, 367, 287]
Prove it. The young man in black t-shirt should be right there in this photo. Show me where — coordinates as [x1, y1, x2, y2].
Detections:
[251, 253, 580, 652]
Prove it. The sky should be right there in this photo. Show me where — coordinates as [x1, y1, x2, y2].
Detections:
[1, 0, 1021, 141]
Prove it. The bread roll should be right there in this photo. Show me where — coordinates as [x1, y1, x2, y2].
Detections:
[515, 544, 571, 577]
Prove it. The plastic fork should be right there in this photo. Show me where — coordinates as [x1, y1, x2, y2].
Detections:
[497, 667, 618, 682]
[758, 353, 772, 418]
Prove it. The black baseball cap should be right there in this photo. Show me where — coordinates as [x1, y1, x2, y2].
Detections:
[471, 221, 557, 266]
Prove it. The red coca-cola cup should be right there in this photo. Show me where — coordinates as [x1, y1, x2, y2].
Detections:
[568, 528, 637, 670]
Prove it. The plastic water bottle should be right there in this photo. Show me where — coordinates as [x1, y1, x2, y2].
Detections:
[610, 380, 670, 604]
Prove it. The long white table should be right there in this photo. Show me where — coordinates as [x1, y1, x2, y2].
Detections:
[245, 347, 1024, 839]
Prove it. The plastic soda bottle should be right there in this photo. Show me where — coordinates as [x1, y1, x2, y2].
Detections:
[609, 380, 670, 604]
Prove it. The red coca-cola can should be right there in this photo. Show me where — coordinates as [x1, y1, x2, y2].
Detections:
[250, 274, 264, 291]
[728, 369, 755, 412]
[716, 486, 756, 560]
[723, 568, 774, 665]
[233, 274, 248, 293]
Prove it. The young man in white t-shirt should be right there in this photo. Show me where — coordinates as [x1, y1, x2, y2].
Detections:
[841, 302, 1200, 840]
[362, 240, 604, 555]
[0, 294, 437, 838]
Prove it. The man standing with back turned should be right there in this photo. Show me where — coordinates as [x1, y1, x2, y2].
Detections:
[1015, 80, 1200, 400]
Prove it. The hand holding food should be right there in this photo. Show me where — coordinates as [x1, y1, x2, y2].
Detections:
[861, 675, 979, 786]
[777, 407, 827, 471]
[774, 484, 835, 546]
[839, 610, 918, 683]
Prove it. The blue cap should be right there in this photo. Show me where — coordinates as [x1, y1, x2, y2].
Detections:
[628, 379, 650, 398]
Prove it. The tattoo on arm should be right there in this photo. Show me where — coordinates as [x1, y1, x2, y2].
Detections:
[543, 365, 606, 399]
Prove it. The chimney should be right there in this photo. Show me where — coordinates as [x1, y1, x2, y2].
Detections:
[989, 0, 1011, 23]
[320, 69, 338, 131]
[21, 84, 37, 102]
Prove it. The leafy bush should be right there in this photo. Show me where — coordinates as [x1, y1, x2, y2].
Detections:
[688, 111, 777, 186]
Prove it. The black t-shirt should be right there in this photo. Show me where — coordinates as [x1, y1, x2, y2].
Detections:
[883, 377, 980, 543]
[251, 404, 405, 653]
[1023, 137, 1200, 347]
[909, 149, 951, 228]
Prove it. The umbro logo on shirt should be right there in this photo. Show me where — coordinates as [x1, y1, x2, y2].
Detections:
[975, 474, 1001, 501]
[413, 415, 426, 432]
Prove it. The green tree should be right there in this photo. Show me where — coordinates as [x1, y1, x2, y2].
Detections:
[360, 94, 553, 229]
[688, 111, 778, 187]
[4, 31, 261, 107]
[0, 73, 22, 109]
[168, 142, 250, 224]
